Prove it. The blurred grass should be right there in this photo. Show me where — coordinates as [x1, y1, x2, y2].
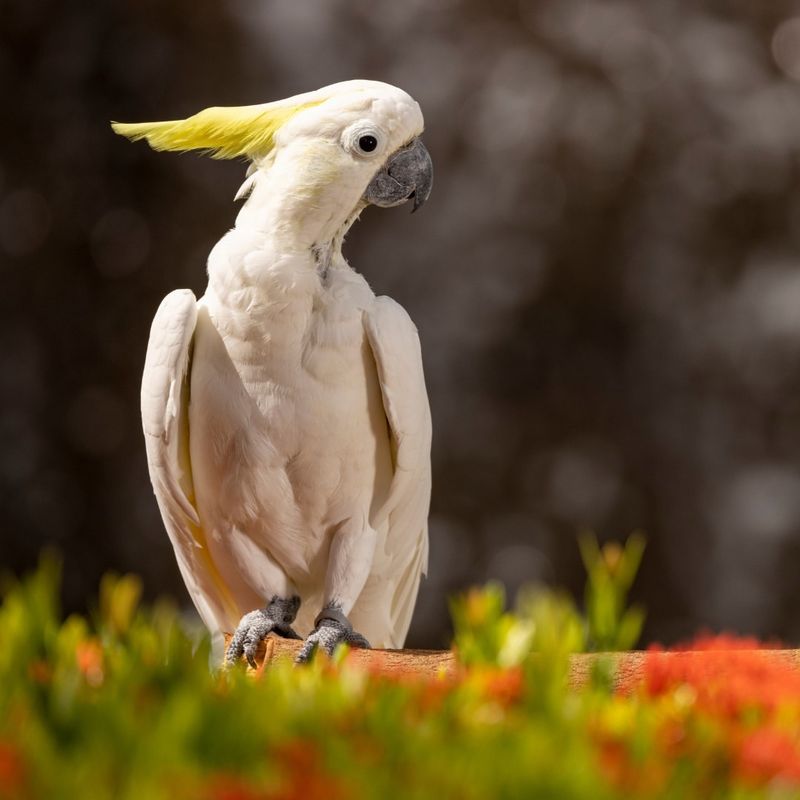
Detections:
[1, 538, 797, 798]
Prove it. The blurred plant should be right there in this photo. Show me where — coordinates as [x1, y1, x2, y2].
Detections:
[451, 532, 644, 669]
[579, 532, 646, 652]
[449, 582, 535, 667]
[450, 582, 586, 713]
[97, 572, 142, 638]
[3, 549, 800, 798]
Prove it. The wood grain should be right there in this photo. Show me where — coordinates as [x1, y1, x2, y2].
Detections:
[224, 634, 800, 688]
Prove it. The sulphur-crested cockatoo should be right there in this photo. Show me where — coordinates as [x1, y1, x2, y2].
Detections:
[112, 80, 432, 664]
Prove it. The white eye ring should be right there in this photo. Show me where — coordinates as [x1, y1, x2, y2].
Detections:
[343, 124, 385, 158]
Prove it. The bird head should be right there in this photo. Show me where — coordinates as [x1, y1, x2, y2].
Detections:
[112, 80, 432, 250]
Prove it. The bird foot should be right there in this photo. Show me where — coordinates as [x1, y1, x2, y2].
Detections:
[225, 596, 301, 668]
[296, 607, 370, 664]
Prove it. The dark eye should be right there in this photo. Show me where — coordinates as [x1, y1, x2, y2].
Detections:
[358, 135, 378, 153]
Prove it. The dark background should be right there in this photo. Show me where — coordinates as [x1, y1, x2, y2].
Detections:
[4, 0, 800, 648]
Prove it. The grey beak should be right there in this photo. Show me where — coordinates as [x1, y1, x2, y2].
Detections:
[363, 137, 433, 213]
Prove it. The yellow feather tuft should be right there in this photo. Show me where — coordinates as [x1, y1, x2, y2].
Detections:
[111, 101, 320, 159]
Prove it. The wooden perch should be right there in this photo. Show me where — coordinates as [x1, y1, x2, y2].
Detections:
[225, 634, 800, 688]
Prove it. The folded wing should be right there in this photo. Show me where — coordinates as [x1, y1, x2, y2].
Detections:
[141, 289, 239, 639]
[364, 296, 432, 646]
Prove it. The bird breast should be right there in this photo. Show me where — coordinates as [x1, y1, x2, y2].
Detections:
[187, 273, 393, 575]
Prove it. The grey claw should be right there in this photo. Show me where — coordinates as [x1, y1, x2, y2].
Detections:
[226, 609, 266, 666]
[225, 596, 302, 667]
[347, 630, 371, 649]
[294, 639, 317, 664]
[295, 616, 371, 664]
[244, 622, 268, 668]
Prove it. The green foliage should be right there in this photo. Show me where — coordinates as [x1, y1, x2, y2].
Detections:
[449, 582, 535, 667]
[579, 532, 646, 652]
[0, 543, 792, 799]
[0, 558, 609, 800]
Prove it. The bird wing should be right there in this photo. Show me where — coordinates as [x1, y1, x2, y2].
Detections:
[364, 296, 432, 646]
[142, 289, 239, 638]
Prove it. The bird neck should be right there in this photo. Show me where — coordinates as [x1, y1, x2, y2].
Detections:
[232, 161, 364, 270]
[207, 172, 363, 296]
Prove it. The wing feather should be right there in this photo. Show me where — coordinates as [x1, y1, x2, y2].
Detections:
[142, 289, 239, 638]
[364, 296, 432, 646]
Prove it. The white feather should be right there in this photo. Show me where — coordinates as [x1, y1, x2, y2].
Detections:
[362, 298, 432, 645]
[141, 81, 430, 649]
[141, 290, 260, 648]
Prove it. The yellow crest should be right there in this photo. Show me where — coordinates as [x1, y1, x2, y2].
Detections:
[111, 100, 320, 160]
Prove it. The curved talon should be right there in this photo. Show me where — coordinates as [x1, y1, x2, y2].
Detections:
[346, 629, 371, 649]
[225, 596, 301, 667]
[296, 614, 371, 664]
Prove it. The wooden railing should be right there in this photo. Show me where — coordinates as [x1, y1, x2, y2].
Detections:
[226, 634, 800, 688]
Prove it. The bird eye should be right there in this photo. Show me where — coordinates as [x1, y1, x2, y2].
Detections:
[358, 135, 378, 153]
[343, 124, 383, 157]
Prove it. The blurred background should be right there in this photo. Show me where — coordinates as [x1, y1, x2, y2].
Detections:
[3, 0, 800, 648]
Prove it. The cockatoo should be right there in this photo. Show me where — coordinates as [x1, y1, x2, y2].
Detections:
[112, 80, 433, 665]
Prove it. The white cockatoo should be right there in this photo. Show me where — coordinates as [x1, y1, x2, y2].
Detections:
[112, 80, 433, 664]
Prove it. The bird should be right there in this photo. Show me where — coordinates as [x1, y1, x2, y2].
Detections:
[112, 80, 433, 665]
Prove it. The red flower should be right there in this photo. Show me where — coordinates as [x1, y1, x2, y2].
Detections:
[594, 736, 669, 795]
[482, 667, 524, 707]
[642, 635, 800, 721]
[614, 634, 800, 788]
[270, 739, 349, 800]
[204, 774, 270, 800]
[0, 741, 26, 796]
[736, 728, 800, 786]
[76, 639, 105, 687]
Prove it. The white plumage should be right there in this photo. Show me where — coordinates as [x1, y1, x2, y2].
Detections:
[135, 80, 432, 654]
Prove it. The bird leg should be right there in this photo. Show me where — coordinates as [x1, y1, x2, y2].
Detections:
[296, 519, 376, 663]
[225, 595, 301, 668]
[296, 605, 370, 663]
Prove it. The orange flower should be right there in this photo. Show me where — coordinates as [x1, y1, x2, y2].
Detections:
[655, 717, 687, 759]
[594, 736, 669, 796]
[75, 639, 104, 687]
[270, 739, 348, 800]
[417, 677, 456, 713]
[596, 738, 627, 786]
[642, 635, 800, 721]
[600, 542, 623, 576]
[736, 728, 800, 786]
[204, 774, 270, 800]
[617, 634, 800, 788]
[0, 741, 26, 795]
[348, 659, 457, 714]
[481, 667, 524, 707]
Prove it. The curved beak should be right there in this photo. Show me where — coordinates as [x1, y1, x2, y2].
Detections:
[363, 137, 433, 213]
